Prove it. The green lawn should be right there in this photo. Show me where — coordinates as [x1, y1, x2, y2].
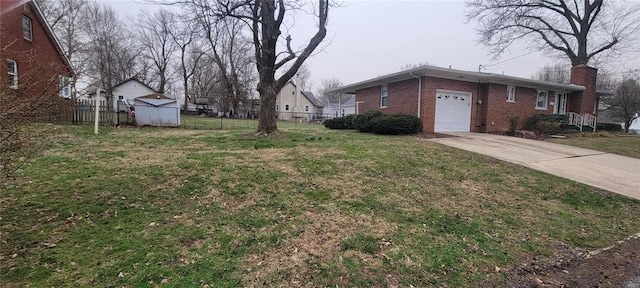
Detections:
[2, 123, 639, 287]
[548, 132, 640, 158]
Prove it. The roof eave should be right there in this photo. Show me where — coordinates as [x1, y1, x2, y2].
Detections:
[331, 65, 586, 94]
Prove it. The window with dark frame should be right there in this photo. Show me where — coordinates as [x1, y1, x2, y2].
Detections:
[380, 84, 388, 107]
[507, 86, 516, 102]
[22, 16, 32, 40]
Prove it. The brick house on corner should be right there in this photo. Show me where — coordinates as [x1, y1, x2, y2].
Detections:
[332, 65, 599, 133]
[1, 0, 75, 99]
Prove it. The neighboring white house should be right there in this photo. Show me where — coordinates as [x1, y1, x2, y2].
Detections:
[323, 95, 357, 119]
[275, 81, 322, 121]
[134, 93, 180, 127]
[112, 77, 158, 112]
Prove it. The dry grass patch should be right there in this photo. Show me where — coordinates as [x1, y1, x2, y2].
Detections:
[241, 207, 397, 286]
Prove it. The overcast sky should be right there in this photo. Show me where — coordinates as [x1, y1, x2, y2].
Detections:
[112, 0, 640, 91]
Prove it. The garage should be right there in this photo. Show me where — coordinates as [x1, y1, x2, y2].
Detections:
[434, 90, 472, 132]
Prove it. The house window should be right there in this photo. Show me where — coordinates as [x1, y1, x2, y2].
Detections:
[507, 86, 516, 102]
[22, 16, 32, 41]
[276, 105, 279, 111]
[285, 104, 290, 111]
[59, 76, 72, 97]
[380, 84, 388, 107]
[118, 95, 124, 100]
[7, 59, 18, 89]
[536, 90, 548, 110]
[305, 105, 309, 112]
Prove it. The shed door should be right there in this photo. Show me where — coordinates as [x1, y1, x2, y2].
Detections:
[434, 90, 472, 133]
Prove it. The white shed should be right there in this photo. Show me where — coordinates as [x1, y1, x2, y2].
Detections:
[134, 94, 180, 127]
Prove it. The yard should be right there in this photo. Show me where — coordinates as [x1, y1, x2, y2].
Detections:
[547, 132, 640, 159]
[2, 121, 639, 287]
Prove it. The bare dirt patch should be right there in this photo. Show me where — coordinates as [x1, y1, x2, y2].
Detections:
[490, 233, 640, 288]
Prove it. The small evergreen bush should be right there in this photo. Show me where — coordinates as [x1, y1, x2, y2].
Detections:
[368, 114, 422, 135]
[323, 114, 357, 130]
[353, 110, 383, 132]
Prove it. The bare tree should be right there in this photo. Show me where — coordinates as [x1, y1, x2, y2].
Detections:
[295, 63, 312, 91]
[602, 77, 640, 133]
[136, 9, 178, 93]
[532, 63, 572, 83]
[466, 0, 640, 66]
[36, 0, 88, 96]
[170, 15, 206, 113]
[210, 0, 330, 133]
[83, 2, 138, 100]
[316, 78, 346, 105]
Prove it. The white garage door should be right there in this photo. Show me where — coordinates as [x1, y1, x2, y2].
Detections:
[434, 90, 472, 133]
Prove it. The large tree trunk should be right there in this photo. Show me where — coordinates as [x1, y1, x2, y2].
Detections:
[257, 82, 278, 134]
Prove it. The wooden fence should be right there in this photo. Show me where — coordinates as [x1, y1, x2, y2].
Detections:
[45, 98, 134, 126]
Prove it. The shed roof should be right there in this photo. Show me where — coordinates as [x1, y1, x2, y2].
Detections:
[331, 65, 586, 94]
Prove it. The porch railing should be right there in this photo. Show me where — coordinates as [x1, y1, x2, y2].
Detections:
[568, 112, 597, 131]
[583, 113, 597, 131]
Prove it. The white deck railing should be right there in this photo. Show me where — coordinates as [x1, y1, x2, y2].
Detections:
[582, 113, 597, 131]
[568, 112, 597, 131]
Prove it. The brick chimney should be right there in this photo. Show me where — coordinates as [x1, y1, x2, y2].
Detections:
[570, 65, 598, 115]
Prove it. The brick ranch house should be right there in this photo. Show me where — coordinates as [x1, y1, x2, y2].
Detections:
[332, 65, 599, 133]
[1, 0, 75, 99]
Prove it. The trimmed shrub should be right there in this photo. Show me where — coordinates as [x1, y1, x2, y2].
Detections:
[535, 121, 562, 135]
[526, 114, 567, 135]
[353, 110, 383, 132]
[368, 114, 423, 135]
[507, 116, 520, 136]
[597, 123, 623, 132]
[343, 114, 356, 129]
[323, 114, 357, 130]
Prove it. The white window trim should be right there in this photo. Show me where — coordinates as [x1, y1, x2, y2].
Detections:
[285, 104, 290, 111]
[275, 104, 279, 111]
[304, 105, 309, 112]
[507, 85, 516, 103]
[536, 90, 549, 110]
[7, 59, 18, 89]
[23, 16, 32, 41]
[380, 84, 388, 108]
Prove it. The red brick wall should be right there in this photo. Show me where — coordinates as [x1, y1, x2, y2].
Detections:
[570, 65, 597, 115]
[484, 84, 553, 132]
[355, 75, 563, 133]
[0, 1, 72, 99]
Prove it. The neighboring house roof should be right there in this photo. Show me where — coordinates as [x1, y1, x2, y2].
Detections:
[134, 98, 176, 107]
[137, 93, 171, 100]
[1, 0, 76, 76]
[112, 77, 158, 93]
[301, 91, 322, 108]
[332, 65, 586, 94]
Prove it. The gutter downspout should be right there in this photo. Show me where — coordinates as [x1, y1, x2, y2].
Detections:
[409, 72, 422, 118]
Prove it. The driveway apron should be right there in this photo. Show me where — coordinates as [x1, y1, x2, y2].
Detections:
[426, 133, 640, 200]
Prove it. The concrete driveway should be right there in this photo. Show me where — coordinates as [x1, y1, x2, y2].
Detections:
[426, 133, 640, 200]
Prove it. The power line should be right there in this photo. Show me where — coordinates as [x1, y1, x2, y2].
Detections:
[479, 51, 539, 71]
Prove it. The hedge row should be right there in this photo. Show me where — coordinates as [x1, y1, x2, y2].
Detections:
[323, 111, 422, 135]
